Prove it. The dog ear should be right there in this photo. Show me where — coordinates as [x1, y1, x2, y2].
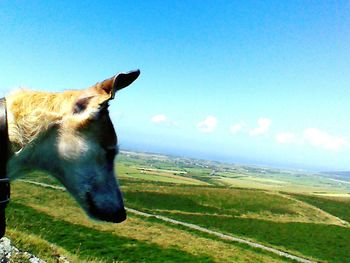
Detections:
[70, 70, 140, 126]
[95, 69, 140, 100]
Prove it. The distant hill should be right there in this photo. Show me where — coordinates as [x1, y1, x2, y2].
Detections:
[321, 171, 350, 181]
[322, 171, 350, 177]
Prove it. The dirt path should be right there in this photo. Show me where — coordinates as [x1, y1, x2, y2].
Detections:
[19, 179, 317, 263]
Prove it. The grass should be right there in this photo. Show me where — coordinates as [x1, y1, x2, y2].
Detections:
[119, 151, 350, 194]
[123, 187, 297, 216]
[120, 172, 206, 185]
[18, 171, 349, 262]
[158, 212, 349, 263]
[6, 228, 81, 263]
[8, 151, 350, 263]
[8, 181, 292, 263]
[120, 181, 350, 262]
[218, 174, 350, 194]
[8, 202, 212, 263]
[290, 193, 350, 223]
[121, 181, 342, 224]
[116, 163, 209, 185]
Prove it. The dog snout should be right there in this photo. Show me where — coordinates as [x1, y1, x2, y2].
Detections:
[86, 192, 127, 223]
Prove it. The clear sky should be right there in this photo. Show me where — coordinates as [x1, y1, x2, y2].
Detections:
[0, 1, 349, 171]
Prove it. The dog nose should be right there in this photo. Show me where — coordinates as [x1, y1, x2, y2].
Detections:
[114, 208, 127, 223]
[86, 192, 127, 223]
[90, 206, 127, 223]
[102, 207, 127, 223]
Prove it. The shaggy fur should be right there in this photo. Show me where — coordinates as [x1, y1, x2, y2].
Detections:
[7, 89, 78, 151]
[6, 81, 111, 152]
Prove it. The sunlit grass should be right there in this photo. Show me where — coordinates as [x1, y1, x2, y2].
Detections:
[290, 193, 350, 223]
[6, 229, 83, 263]
[9, 152, 350, 263]
[8, 181, 290, 263]
[121, 181, 349, 263]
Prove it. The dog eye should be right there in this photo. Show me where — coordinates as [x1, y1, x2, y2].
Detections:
[73, 99, 88, 114]
[73, 96, 94, 114]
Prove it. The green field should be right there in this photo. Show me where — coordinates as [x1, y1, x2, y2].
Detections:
[5, 150, 350, 262]
[118, 151, 350, 195]
[291, 193, 350, 223]
[8, 181, 292, 263]
[120, 181, 350, 263]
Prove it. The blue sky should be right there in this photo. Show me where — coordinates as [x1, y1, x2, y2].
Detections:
[0, 1, 349, 171]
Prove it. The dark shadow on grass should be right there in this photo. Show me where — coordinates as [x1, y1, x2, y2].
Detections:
[124, 191, 222, 215]
[7, 202, 213, 263]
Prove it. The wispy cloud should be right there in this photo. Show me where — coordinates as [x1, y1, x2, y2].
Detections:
[150, 114, 178, 127]
[303, 128, 349, 151]
[276, 132, 298, 144]
[197, 115, 217, 133]
[249, 118, 272, 136]
[229, 123, 244, 134]
[151, 114, 167, 123]
[276, 128, 349, 151]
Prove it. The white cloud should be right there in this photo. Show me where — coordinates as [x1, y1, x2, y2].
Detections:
[249, 118, 272, 136]
[275, 128, 350, 152]
[276, 132, 297, 144]
[303, 128, 349, 151]
[151, 114, 167, 123]
[229, 123, 244, 134]
[151, 114, 179, 127]
[197, 116, 217, 133]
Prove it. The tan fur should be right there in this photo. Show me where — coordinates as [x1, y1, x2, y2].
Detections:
[7, 89, 76, 151]
[5, 84, 110, 152]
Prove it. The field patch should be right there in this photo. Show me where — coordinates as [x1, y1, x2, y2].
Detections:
[290, 193, 350, 224]
[122, 183, 342, 224]
[160, 212, 350, 263]
[217, 176, 349, 195]
[117, 164, 209, 185]
[121, 180, 350, 262]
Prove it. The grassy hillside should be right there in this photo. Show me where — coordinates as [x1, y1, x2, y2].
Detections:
[7, 180, 292, 263]
[119, 180, 349, 263]
[290, 193, 350, 223]
[6, 151, 350, 262]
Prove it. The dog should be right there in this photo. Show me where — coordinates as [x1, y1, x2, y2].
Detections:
[5, 70, 140, 223]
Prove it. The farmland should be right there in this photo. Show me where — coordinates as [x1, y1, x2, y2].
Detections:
[5, 150, 350, 262]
